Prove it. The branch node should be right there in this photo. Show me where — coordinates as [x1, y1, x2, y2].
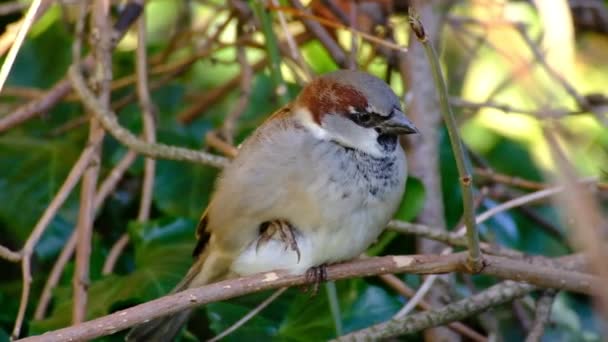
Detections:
[407, 8, 427, 42]
[466, 254, 485, 274]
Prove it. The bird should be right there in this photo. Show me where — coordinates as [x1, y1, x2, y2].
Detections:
[126, 70, 418, 341]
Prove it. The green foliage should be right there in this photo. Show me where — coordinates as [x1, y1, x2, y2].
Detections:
[206, 280, 401, 341]
[30, 218, 195, 334]
[1, 1, 606, 341]
[0, 134, 82, 247]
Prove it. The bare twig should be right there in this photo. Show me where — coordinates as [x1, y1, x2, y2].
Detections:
[206, 131, 239, 157]
[0, 244, 20, 262]
[102, 234, 130, 276]
[11, 128, 102, 339]
[450, 97, 579, 118]
[220, 23, 253, 144]
[134, 11, 156, 223]
[379, 274, 487, 341]
[17, 252, 594, 342]
[102, 10, 159, 276]
[408, 9, 482, 272]
[34, 232, 78, 320]
[287, 0, 347, 67]
[94, 150, 138, 209]
[252, 1, 289, 105]
[336, 281, 534, 341]
[177, 57, 268, 124]
[514, 24, 590, 112]
[207, 288, 287, 342]
[177, 31, 314, 124]
[389, 175, 602, 284]
[37, 150, 138, 318]
[68, 64, 229, 168]
[0, 1, 143, 133]
[525, 289, 557, 342]
[0, 0, 43, 92]
[0, 1, 27, 16]
[73, 0, 108, 324]
[474, 168, 547, 190]
[276, 3, 407, 56]
[544, 127, 608, 314]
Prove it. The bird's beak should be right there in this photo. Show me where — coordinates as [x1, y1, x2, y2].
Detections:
[378, 109, 418, 135]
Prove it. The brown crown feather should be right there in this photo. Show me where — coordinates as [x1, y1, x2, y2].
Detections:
[297, 78, 368, 124]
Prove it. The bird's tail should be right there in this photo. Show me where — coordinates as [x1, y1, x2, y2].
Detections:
[126, 251, 227, 341]
[125, 309, 192, 342]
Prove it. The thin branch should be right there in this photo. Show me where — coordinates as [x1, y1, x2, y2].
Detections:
[220, 23, 253, 144]
[17, 252, 593, 342]
[270, 0, 312, 80]
[73, 0, 109, 324]
[176, 30, 313, 124]
[514, 24, 590, 112]
[11, 128, 102, 339]
[37, 149, 138, 318]
[94, 150, 138, 209]
[336, 281, 535, 341]
[101, 13, 159, 276]
[177, 57, 268, 124]
[347, 2, 358, 69]
[277, 3, 407, 56]
[408, 10, 482, 272]
[134, 10, 156, 223]
[474, 168, 547, 190]
[450, 97, 580, 118]
[287, 0, 347, 67]
[0, 0, 42, 92]
[544, 127, 608, 315]
[251, 1, 289, 105]
[0, 1, 143, 133]
[207, 288, 287, 342]
[0, 1, 27, 17]
[206, 131, 239, 157]
[34, 232, 78, 320]
[68, 64, 229, 168]
[102, 234, 130, 276]
[0, 244, 21, 262]
[525, 289, 557, 342]
[379, 274, 487, 342]
[390, 176, 601, 269]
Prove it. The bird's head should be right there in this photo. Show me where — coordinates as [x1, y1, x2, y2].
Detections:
[293, 70, 418, 156]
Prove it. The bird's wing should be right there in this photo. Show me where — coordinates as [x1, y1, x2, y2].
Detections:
[192, 106, 315, 258]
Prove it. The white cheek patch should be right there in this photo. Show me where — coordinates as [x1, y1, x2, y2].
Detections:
[322, 115, 383, 157]
[293, 105, 384, 157]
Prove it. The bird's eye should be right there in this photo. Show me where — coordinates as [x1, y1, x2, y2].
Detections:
[358, 113, 371, 123]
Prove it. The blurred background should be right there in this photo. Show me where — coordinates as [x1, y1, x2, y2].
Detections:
[0, 0, 607, 341]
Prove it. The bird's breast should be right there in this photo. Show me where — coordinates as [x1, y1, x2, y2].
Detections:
[231, 140, 407, 276]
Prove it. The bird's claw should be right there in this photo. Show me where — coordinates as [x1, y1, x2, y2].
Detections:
[304, 264, 328, 296]
[256, 219, 301, 262]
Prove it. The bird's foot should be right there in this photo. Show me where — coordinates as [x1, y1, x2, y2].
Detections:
[256, 219, 301, 262]
[304, 264, 328, 296]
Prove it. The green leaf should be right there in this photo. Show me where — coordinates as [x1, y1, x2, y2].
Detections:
[154, 158, 218, 219]
[206, 279, 400, 341]
[30, 218, 195, 333]
[394, 177, 426, 222]
[0, 134, 82, 245]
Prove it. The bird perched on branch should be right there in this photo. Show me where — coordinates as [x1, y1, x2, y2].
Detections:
[127, 70, 418, 341]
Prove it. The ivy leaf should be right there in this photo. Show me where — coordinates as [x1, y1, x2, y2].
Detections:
[394, 177, 426, 222]
[30, 218, 195, 333]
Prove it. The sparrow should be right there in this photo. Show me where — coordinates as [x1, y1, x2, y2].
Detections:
[127, 70, 418, 341]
